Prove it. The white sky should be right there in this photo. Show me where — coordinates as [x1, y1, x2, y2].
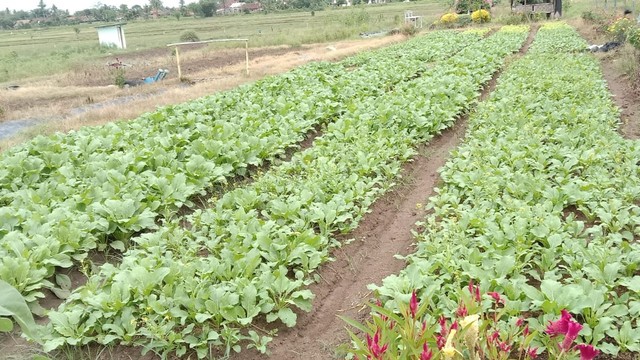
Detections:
[1, 0, 182, 13]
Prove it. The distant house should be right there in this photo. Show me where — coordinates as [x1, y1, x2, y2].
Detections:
[95, 23, 127, 49]
[13, 19, 31, 28]
[217, 2, 263, 14]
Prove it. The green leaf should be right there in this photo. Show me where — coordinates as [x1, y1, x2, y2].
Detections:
[277, 307, 297, 327]
[0, 280, 38, 340]
[0, 317, 14, 332]
[55, 274, 72, 291]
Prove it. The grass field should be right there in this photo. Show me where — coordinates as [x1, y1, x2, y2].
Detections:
[0, 1, 444, 83]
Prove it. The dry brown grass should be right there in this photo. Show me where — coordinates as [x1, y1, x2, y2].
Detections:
[0, 34, 405, 152]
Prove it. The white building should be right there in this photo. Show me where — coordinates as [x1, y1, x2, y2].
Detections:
[95, 23, 127, 49]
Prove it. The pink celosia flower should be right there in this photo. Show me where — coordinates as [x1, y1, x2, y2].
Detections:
[365, 328, 388, 359]
[499, 341, 511, 353]
[375, 299, 388, 322]
[488, 292, 504, 304]
[456, 304, 468, 318]
[420, 343, 433, 360]
[516, 318, 524, 327]
[523, 324, 530, 337]
[527, 347, 539, 359]
[468, 280, 481, 302]
[490, 330, 500, 343]
[410, 290, 418, 318]
[576, 344, 600, 360]
[545, 309, 573, 337]
[560, 321, 583, 351]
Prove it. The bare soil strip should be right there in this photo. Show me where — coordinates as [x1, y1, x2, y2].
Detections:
[233, 26, 540, 360]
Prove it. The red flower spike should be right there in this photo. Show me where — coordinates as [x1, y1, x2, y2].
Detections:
[488, 292, 504, 304]
[560, 321, 583, 351]
[376, 299, 388, 322]
[499, 341, 512, 353]
[576, 344, 600, 360]
[516, 318, 525, 327]
[450, 321, 459, 331]
[468, 280, 481, 302]
[421, 343, 433, 360]
[410, 290, 418, 319]
[439, 315, 448, 335]
[436, 335, 446, 350]
[523, 324, 530, 337]
[490, 330, 500, 343]
[545, 309, 573, 337]
[366, 328, 388, 359]
[456, 304, 468, 318]
[527, 347, 539, 359]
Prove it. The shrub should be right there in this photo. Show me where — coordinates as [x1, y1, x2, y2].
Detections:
[457, 14, 472, 27]
[495, 13, 525, 25]
[179, 30, 200, 42]
[607, 17, 634, 41]
[451, 0, 490, 14]
[400, 23, 419, 36]
[440, 12, 459, 25]
[471, 9, 491, 23]
[627, 26, 640, 49]
[114, 69, 126, 88]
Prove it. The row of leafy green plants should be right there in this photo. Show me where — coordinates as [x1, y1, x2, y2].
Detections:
[347, 22, 640, 359]
[0, 29, 485, 313]
[38, 26, 530, 358]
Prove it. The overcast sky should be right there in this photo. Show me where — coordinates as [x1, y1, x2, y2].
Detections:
[1, 0, 182, 13]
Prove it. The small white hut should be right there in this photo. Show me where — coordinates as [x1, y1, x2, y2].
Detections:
[95, 23, 127, 49]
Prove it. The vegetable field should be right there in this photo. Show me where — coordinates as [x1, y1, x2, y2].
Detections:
[1, 21, 639, 360]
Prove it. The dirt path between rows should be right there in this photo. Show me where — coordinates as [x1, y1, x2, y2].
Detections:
[233, 25, 539, 360]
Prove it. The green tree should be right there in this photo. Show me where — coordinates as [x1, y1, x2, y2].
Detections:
[186, 2, 203, 16]
[149, 0, 163, 17]
[199, 0, 216, 16]
[37, 0, 47, 17]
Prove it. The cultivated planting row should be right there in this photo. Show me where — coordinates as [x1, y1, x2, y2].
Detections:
[365, 23, 640, 357]
[0, 30, 484, 308]
[42, 26, 529, 358]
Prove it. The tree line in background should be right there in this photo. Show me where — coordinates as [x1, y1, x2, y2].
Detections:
[0, 0, 229, 29]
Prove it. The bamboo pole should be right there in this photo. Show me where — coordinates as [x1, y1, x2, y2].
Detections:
[245, 40, 249, 76]
[175, 46, 182, 79]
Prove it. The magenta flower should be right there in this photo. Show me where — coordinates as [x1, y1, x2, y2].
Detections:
[490, 330, 500, 343]
[420, 343, 433, 360]
[498, 341, 512, 353]
[516, 318, 525, 327]
[576, 344, 600, 360]
[409, 290, 418, 318]
[523, 324, 530, 337]
[527, 347, 539, 359]
[468, 280, 481, 302]
[456, 304, 468, 318]
[545, 309, 573, 337]
[365, 328, 388, 359]
[488, 292, 504, 304]
[560, 321, 583, 351]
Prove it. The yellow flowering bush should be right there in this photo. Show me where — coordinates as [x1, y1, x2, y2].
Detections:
[607, 17, 634, 41]
[440, 13, 459, 25]
[471, 9, 491, 23]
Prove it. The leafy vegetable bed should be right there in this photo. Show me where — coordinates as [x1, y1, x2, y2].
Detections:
[371, 23, 640, 356]
[0, 30, 483, 309]
[42, 27, 529, 358]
